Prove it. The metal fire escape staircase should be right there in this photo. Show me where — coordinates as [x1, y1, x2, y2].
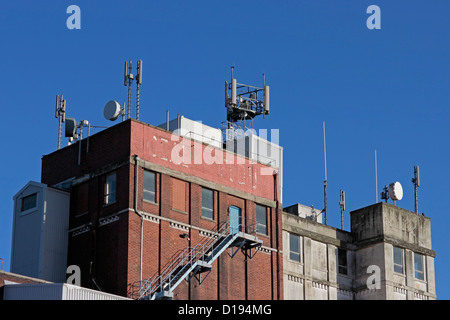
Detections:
[129, 216, 262, 300]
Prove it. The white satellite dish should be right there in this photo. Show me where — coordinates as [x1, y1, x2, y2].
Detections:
[388, 181, 403, 201]
[104, 100, 121, 121]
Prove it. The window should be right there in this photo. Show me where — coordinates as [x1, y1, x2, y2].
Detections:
[289, 233, 300, 262]
[144, 170, 156, 203]
[172, 178, 186, 212]
[201, 188, 214, 219]
[256, 204, 267, 235]
[414, 253, 425, 280]
[229, 206, 242, 234]
[393, 246, 404, 274]
[104, 172, 116, 205]
[21, 193, 37, 212]
[75, 183, 89, 215]
[338, 248, 348, 275]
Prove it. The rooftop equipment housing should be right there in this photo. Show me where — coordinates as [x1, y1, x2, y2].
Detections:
[11, 181, 70, 283]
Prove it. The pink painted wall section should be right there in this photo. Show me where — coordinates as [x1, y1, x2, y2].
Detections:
[130, 121, 277, 201]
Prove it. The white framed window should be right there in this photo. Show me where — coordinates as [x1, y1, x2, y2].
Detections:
[201, 188, 214, 220]
[104, 172, 116, 205]
[393, 246, 404, 274]
[414, 252, 425, 281]
[256, 204, 267, 235]
[144, 170, 156, 203]
[289, 233, 301, 262]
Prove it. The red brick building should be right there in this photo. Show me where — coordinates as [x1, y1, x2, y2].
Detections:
[41, 119, 283, 300]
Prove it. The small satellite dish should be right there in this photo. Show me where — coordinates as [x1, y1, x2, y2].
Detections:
[388, 181, 403, 201]
[104, 100, 121, 121]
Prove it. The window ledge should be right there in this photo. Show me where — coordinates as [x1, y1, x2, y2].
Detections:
[172, 208, 187, 215]
[143, 199, 159, 206]
[201, 216, 215, 222]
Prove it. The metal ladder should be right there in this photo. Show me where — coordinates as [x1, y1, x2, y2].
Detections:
[129, 216, 259, 300]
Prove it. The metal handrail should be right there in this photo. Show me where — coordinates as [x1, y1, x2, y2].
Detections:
[149, 218, 234, 298]
[128, 215, 259, 300]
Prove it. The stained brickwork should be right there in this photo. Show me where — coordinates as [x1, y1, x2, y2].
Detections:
[41, 119, 283, 299]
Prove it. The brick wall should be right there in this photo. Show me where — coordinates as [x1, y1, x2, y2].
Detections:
[42, 119, 283, 299]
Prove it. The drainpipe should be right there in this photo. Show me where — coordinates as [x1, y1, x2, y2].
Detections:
[273, 170, 281, 300]
[134, 155, 144, 284]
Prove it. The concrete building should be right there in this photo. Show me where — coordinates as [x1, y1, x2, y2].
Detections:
[283, 202, 436, 300]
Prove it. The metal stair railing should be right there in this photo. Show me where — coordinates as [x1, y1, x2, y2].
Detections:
[127, 215, 261, 300]
[136, 216, 240, 300]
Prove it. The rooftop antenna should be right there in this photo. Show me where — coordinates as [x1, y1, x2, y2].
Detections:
[339, 189, 345, 229]
[123, 60, 143, 121]
[55, 94, 66, 150]
[136, 60, 143, 120]
[124, 61, 133, 120]
[388, 181, 403, 206]
[375, 149, 378, 203]
[323, 121, 328, 225]
[224, 66, 270, 139]
[412, 165, 420, 214]
[103, 100, 125, 122]
[380, 185, 389, 203]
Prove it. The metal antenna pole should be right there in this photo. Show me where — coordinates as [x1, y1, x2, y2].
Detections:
[413, 166, 420, 214]
[127, 61, 132, 120]
[136, 60, 142, 121]
[136, 82, 140, 120]
[375, 149, 378, 203]
[55, 95, 65, 150]
[339, 190, 345, 230]
[414, 183, 418, 214]
[323, 121, 328, 225]
[57, 113, 62, 150]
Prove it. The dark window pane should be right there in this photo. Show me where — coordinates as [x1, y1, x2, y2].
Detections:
[414, 253, 424, 280]
[21, 193, 37, 211]
[202, 188, 214, 219]
[105, 173, 116, 204]
[338, 248, 348, 275]
[289, 233, 300, 262]
[144, 170, 156, 203]
[256, 204, 267, 235]
[393, 247, 404, 274]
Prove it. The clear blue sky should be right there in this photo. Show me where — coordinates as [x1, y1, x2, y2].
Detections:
[0, 1, 448, 299]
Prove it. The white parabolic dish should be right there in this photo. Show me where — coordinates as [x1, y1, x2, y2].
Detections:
[104, 100, 121, 121]
[389, 181, 403, 201]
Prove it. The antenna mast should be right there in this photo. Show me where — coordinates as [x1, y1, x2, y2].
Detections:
[339, 189, 345, 230]
[136, 60, 143, 120]
[123, 60, 143, 121]
[412, 165, 420, 214]
[55, 94, 66, 150]
[323, 121, 328, 225]
[375, 149, 378, 203]
[124, 61, 133, 120]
